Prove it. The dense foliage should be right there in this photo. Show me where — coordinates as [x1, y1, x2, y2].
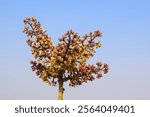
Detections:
[23, 17, 109, 99]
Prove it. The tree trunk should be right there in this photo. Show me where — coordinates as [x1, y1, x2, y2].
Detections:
[58, 78, 63, 100]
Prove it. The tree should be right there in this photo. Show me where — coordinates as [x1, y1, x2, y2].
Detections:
[23, 17, 109, 100]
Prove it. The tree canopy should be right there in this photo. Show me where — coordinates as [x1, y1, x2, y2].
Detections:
[23, 17, 109, 99]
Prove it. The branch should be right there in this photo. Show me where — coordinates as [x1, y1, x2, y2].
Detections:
[27, 21, 35, 31]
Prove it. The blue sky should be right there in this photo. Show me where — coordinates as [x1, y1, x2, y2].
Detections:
[0, 0, 150, 99]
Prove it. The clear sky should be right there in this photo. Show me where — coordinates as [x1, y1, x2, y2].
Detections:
[0, 0, 150, 100]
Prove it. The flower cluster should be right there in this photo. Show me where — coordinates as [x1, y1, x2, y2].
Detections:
[23, 17, 109, 87]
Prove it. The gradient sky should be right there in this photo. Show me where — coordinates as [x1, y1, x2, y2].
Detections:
[0, 0, 150, 100]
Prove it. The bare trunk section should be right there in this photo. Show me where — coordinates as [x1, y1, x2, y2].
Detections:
[58, 78, 63, 100]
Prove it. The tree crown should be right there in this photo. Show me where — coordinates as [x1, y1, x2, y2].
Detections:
[23, 17, 109, 87]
